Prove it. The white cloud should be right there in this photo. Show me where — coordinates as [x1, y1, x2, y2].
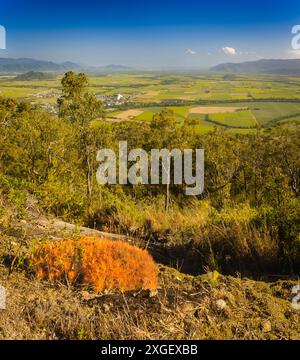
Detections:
[288, 50, 300, 58]
[186, 49, 196, 55]
[222, 47, 237, 56]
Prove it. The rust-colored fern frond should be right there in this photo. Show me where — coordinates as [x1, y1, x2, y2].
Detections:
[32, 237, 158, 292]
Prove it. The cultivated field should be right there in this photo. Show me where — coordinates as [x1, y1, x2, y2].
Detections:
[189, 106, 247, 114]
[108, 109, 144, 121]
[1, 72, 300, 133]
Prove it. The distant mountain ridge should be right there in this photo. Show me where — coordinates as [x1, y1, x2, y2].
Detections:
[0, 58, 82, 72]
[0, 58, 133, 73]
[211, 59, 300, 75]
[103, 64, 132, 70]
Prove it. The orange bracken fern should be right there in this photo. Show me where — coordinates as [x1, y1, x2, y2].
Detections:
[33, 237, 158, 292]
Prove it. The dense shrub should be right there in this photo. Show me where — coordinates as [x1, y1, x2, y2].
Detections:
[33, 237, 158, 292]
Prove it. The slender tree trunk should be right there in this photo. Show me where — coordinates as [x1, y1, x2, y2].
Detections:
[166, 182, 170, 212]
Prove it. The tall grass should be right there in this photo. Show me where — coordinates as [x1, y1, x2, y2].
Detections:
[93, 198, 299, 275]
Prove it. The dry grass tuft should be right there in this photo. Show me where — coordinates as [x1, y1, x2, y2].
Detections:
[33, 237, 158, 292]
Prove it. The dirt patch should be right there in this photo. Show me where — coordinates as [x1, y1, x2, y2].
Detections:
[114, 109, 143, 120]
[189, 106, 247, 114]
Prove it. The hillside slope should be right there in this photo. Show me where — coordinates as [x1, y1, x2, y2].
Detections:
[13, 71, 55, 81]
[0, 201, 299, 340]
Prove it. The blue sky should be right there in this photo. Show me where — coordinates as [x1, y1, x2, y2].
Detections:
[0, 0, 300, 68]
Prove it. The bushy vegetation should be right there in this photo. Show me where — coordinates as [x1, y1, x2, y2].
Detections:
[33, 237, 158, 292]
[0, 71, 299, 276]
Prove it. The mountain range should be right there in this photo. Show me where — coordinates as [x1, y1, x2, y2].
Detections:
[0, 58, 132, 73]
[210, 59, 300, 75]
[1, 57, 300, 75]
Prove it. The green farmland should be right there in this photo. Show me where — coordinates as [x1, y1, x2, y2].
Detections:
[1, 72, 300, 133]
[207, 110, 258, 128]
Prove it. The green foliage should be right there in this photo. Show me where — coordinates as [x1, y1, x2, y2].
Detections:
[60, 71, 88, 100]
